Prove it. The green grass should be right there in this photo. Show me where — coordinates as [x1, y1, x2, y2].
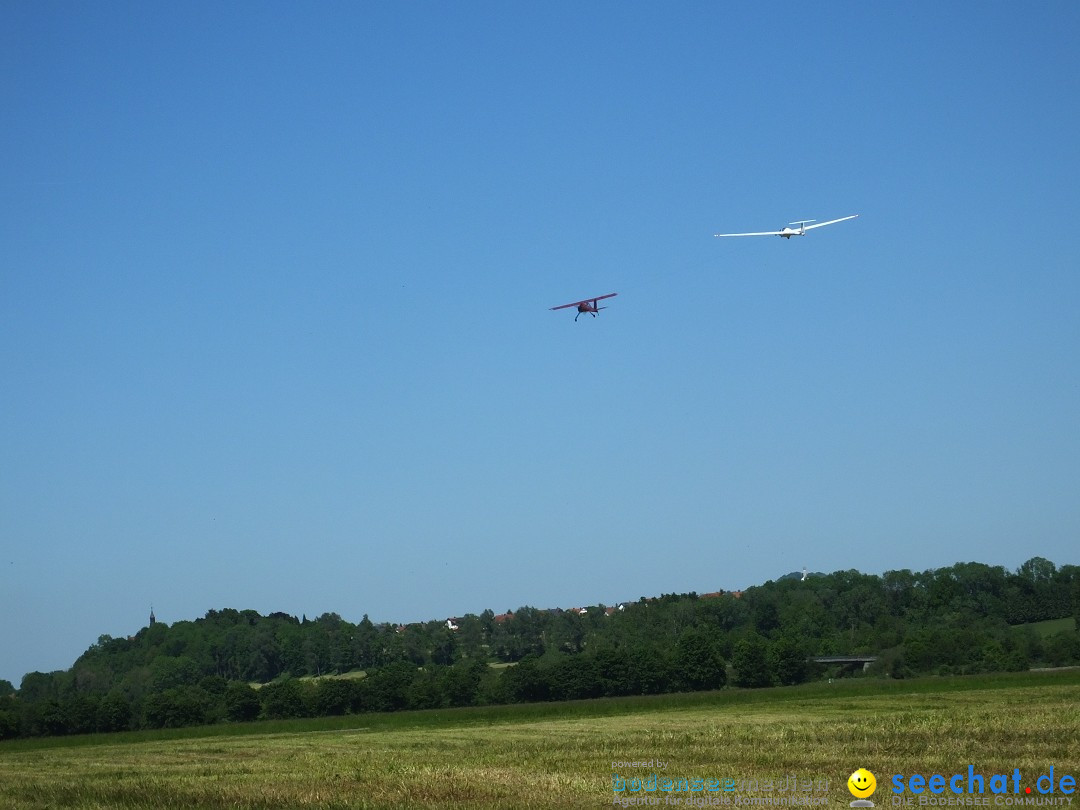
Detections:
[296, 670, 369, 683]
[249, 670, 369, 689]
[1, 670, 1078, 809]
[1019, 616, 1076, 638]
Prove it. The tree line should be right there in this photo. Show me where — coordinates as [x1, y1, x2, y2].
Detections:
[1, 556, 1078, 740]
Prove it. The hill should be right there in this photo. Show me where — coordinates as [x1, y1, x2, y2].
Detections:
[1, 555, 1077, 741]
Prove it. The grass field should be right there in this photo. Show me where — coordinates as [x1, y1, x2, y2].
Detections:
[1020, 616, 1077, 638]
[1, 671, 1078, 809]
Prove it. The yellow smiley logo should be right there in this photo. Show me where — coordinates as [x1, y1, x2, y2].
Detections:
[848, 769, 877, 799]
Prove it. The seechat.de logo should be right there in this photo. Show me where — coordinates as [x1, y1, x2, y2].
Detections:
[890, 766, 1077, 804]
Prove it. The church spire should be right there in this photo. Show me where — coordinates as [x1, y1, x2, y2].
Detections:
[149, 605, 156, 626]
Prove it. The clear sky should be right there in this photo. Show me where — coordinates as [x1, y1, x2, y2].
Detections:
[2, 2, 1078, 687]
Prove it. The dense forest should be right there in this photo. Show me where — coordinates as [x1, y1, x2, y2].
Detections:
[2, 556, 1078, 740]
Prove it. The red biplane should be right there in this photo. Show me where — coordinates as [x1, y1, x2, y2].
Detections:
[550, 292, 617, 321]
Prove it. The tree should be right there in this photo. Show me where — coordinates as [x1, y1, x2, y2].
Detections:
[0, 705, 20, 740]
[731, 635, 771, 688]
[546, 656, 601, 701]
[406, 669, 445, 710]
[1073, 575, 1080, 636]
[142, 686, 212, 729]
[768, 636, 807, 686]
[881, 569, 921, 620]
[500, 656, 549, 703]
[244, 630, 283, 683]
[430, 628, 457, 667]
[1013, 557, 1060, 622]
[1018, 556, 1056, 585]
[673, 628, 727, 691]
[592, 647, 633, 697]
[224, 682, 261, 722]
[97, 692, 132, 732]
[60, 695, 99, 734]
[398, 624, 431, 666]
[18, 671, 67, 705]
[627, 646, 673, 695]
[150, 656, 201, 691]
[548, 611, 587, 655]
[1043, 631, 1080, 667]
[490, 608, 547, 662]
[312, 678, 356, 716]
[259, 680, 306, 720]
[357, 662, 415, 712]
[438, 660, 486, 707]
[751, 600, 780, 636]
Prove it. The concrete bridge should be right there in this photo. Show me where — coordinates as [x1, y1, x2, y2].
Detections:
[810, 656, 878, 672]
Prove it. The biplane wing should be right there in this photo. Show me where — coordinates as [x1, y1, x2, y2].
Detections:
[550, 292, 618, 311]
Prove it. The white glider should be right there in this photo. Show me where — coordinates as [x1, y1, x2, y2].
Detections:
[714, 214, 859, 239]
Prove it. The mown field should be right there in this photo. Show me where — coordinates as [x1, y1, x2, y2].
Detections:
[1, 670, 1077, 809]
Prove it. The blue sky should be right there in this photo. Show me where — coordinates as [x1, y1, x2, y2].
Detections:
[2, 2, 1078, 687]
